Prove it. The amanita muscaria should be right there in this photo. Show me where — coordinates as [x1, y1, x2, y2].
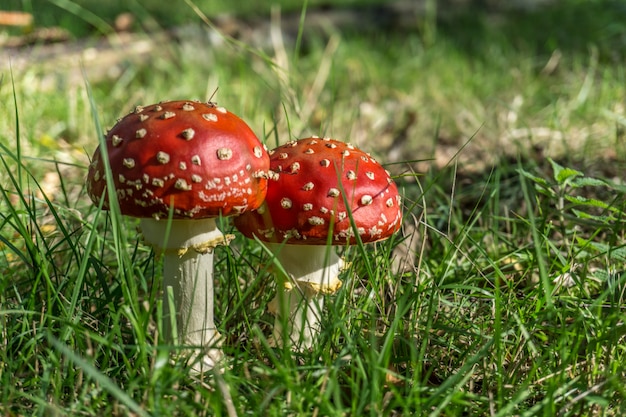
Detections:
[234, 137, 402, 349]
[86, 100, 269, 370]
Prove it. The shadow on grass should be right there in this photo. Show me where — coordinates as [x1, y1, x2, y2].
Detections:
[433, 0, 626, 63]
[4, 0, 625, 62]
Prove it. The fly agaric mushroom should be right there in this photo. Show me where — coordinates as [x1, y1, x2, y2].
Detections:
[234, 137, 402, 349]
[86, 100, 269, 370]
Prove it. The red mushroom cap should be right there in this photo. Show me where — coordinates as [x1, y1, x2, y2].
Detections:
[234, 137, 402, 245]
[86, 100, 269, 219]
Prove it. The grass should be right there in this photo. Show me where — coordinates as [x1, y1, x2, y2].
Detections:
[2, 0, 626, 415]
[3, 0, 385, 38]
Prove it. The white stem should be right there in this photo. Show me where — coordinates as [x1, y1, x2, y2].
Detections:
[140, 218, 225, 370]
[267, 244, 343, 350]
[270, 285, 325, 349]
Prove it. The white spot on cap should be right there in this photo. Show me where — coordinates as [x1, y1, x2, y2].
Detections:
[136, 128, 147, 138]
[175, 179, 191, 191]
[152, 178, 165, 187]
[181, 128, 195, 140]
[281, 198, 292, 209]
[216, 106, 227, 113]
[123, 158, 135, 169]
[139, 114, 149, 122]
[179, 162, 187, 170]
[308, 216, 325, 226]
[302, 182, 314, 191]
[283, 229, 301, 239]
[161, 111, 176, 119]
[328, 188, 340, 197]
[303, 203, 313, 211]
[386, 198, 394, 207]
[347, 170, 357, 180]
[111, 135, 123, 146]
[361, 195, 373, 205]
[320, 159, 330, 167]
[290, 162, 300, 173]
[182, 102, 195, 111]
[203, 113, 218, 122]
[368, 226, 382, 238]
[156, 151, 170, 164]
[191, 174, 202, 183]
[217, 148, 233, 160]
[252, 170, 268, 179]
[254, 146, 263, 158]
[366, 172, 375, 180]
[191, 155, 201, 165]
[278, 153, 288, 160]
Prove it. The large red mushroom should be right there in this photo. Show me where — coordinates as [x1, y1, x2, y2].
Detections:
[87, 100, 269, 370]
[234, 137, 402, 349]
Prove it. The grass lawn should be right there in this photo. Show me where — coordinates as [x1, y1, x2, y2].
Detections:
[1, 0, 626, 415]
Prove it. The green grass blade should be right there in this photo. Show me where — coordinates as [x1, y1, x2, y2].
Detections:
[48, 335, 151, 417]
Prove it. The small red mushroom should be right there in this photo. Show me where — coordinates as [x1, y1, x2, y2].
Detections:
[234, 137, 402, 349]
[86, 100, 269, 370]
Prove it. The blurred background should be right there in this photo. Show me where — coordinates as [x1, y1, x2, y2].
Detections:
[2, 0, 626, 180]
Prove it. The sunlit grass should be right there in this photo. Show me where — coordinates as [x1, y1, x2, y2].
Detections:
[1, 0, 626, 415]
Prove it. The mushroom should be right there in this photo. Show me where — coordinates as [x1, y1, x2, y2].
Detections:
[234, 137, 402, 349]
[86, 100, 269, 370]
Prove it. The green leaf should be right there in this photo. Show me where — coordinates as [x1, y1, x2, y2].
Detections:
[578, 240, 626, 261]
[571, 208, 616, 224]
[564, 195, 613, 210]
[517, 168, 555, 197]
[570, 176, 609, 188]
[517, 168, 551, 187]
[605, 181, 626, 193]
[551, 161, 583, 186]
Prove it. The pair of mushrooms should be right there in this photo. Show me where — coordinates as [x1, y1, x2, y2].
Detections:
[86, 100, 402, 370]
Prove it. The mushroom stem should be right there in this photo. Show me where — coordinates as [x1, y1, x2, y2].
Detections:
[267, 244, 343, 349]
[140, 218, 228, 370]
